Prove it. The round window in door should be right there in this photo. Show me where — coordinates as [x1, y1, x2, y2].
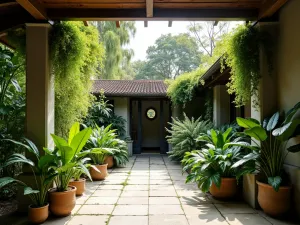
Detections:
[146, 108, 157, 120]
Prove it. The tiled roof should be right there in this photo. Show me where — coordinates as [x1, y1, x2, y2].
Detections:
[92, 80, 167, 97]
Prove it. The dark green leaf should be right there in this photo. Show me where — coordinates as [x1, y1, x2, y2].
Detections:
[268, 176, 282, 192]
[244, 127, 267, 141]
[266, 112, 279, 131]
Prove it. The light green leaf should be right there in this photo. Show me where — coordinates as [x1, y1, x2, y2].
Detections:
[244, 127, 267, 141]
[266, 112, 279, 131]
[68, 122, 80, 145]
[51, 134, 68, 150]
[210, 130, 218, 146]
[24, 186, 39, 195]
[70, 127, 92, 155]
[223, 127, 232, 143]
[236, 117, 260, 129]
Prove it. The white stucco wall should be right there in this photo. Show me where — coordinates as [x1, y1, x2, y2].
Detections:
[277, 0, 300, 215]
[109, 97, 130, 137]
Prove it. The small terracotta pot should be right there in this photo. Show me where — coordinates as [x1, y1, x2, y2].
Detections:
[210, 177, 237, 199]
[104, 156, 114, 168]
[69, 178, 86, 196]
[90, 164, 108, 180]
[257, 181, 291, 217]
[48, 186, 76, 217]
[28, 203, 49, 224]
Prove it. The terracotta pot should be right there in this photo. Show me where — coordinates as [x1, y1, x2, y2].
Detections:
[90, 164, 108, 180]
[104, 156, 114, 168]
[210, 177, 237, 199]
[69, 178, 86, 196]
[28, 203, 49, 224]
[257, 181, 291, 217]
[48, 186, 76, 217]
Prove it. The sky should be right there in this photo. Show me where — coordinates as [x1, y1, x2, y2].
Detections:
[127, 21, 242, 61]
[127, 21, 191, 61]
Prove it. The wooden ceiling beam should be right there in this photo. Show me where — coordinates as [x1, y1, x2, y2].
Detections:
[259, 0, 289, 19]
[16, 0, 47, 20]
[47, 8, 258, 21]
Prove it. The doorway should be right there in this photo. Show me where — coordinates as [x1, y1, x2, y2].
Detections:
[130, 98, 170, 154]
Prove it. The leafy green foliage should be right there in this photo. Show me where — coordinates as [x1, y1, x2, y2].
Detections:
[0, 138, 56, 207]
[84, 91, 126, 137]
[51, 22, 105, 138]
[166, 114, 213, 161]
[166, 67, 206, 106]
[236, 102, 300, 191]
[97, 21, 136, 79]
[135, 33, 201, 80]
[182, 128, 258, 192]
[223, 24, 272, 107]
[85, 125, 128, 166]
[0, 47, 25, 200]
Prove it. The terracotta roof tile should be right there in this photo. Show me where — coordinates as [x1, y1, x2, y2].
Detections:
[92, 80, 167, 97]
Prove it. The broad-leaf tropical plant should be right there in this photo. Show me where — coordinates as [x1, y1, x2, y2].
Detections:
[182, 128, 258, 192]
[45, 122, 100, 192]
[0, 138, 56, 207]
[236, 102, 300, 191]
[85, 125, 128, 166]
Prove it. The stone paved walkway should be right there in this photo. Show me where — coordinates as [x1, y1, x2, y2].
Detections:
[5, 155, 297, 225]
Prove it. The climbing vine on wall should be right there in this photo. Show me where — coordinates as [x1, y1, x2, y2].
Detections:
[222, 24, 273, 107]
[50, 22, 105, 137]
[166, 67, 206, 106]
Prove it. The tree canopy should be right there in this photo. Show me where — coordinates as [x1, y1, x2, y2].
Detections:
[135, 33, 201, 80]
[97, 21, 136, 79]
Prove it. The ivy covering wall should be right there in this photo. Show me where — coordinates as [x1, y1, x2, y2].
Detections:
[50, 22, 105, 137]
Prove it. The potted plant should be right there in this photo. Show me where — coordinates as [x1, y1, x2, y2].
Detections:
[236, 103, 300, 216]
[182, 127, 257, 199]
[46, 122, 96, 216]
[85, 125, 117, 180]
[0, 138, 56, 224]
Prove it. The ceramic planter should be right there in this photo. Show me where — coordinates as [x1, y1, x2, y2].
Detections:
[104, 156, 114, 169]
[48, 186, 76, 216]
[28, 203, 49, 224]
[257, 181, 291, 217]
[210, 178, 237, 199]
[69, 178, 86, 196]
[90, 164, 108, 180]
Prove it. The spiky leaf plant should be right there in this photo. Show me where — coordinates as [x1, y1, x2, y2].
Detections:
[166, 114, 213, 161]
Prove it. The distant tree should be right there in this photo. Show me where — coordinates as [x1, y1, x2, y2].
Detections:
[135, 33, 201, 80]
[188, 21, 229, 57]
[97, 21, 136, 79]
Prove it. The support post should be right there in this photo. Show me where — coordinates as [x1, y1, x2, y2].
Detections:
[26, 23, 54, 150]
[213, 85, 230, 126]
[137, 100, 142, 154]
[160, 99, 165, 154]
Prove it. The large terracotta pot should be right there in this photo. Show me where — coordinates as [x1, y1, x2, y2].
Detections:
[69, 178, 86, 196]
[90, 164, 108, 180]
[104, 156, 114, 168]
[210, 177, 237, 199]
[257, 181, 291, 217]
[48, 186, 76, 217]
[28, 203, 49, 224]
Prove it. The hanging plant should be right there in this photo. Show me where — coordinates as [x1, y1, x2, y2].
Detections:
[222, 24, 272, 107]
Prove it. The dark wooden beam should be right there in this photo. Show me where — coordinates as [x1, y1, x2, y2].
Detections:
[16, 0, 47, 20]
[83, 21, 88, 26]
[47, 8, 258, 21]
[259, 0, 289, 19]
[116, 21, 120, 28]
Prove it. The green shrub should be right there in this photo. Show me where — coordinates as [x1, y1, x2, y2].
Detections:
[166, 114, 213, 161]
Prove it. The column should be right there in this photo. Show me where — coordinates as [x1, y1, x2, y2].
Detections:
[26, 24, 54, 150]
[243, 22, 279, 209]
[213, 85, 230, 126]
